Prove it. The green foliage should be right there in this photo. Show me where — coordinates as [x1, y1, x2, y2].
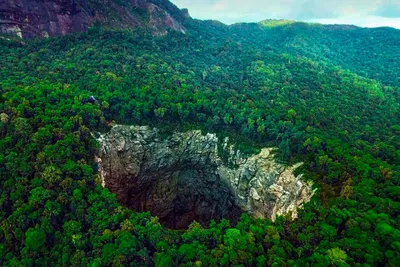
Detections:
[237, 21, 400, 86]
[0, 18, 399, 266]
[327, 247, 348, 266]
[25, 228, 46, 251]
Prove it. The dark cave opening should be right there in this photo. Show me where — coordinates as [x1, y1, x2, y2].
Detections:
[116, 166, 243, 229]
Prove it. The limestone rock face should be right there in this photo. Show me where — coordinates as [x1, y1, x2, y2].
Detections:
[96, 125, 314, 229]
[0, 0, 187, 39]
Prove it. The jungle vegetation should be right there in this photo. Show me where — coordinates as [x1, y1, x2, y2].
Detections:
[0, 19, 399, 266]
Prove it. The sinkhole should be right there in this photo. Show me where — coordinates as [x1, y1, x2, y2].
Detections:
[96, 125, 314, 229]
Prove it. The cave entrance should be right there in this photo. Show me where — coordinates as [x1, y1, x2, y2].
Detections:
[120, 166, 243, 229]
[96, 125, 245, 229]
[97, 125, 314, 230]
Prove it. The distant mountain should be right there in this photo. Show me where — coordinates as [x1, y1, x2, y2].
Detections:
[2, 2, 399, 86]
[228, 20, 400, 86]
[0, 0, 189, 38]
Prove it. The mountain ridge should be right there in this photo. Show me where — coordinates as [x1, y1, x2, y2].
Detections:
[0, 0, 189, 38]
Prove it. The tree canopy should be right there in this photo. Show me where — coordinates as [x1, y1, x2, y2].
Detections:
[0, 21, 399, 266]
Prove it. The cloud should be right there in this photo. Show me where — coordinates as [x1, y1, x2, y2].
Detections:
[294, 0, 380, 19]
[375, 1, 400, 18]
[171, 0, 400, 28]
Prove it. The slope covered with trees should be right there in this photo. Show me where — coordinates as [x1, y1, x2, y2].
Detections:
[0, 17, 399, 266]
[231, 20, 400, 86]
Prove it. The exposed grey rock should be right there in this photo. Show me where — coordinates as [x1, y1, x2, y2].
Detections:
[0, 0, 187, 39]
[96, 125, 314, 228]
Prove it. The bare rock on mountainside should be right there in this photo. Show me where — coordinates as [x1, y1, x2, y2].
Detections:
[96, 125, 315, 229]
[0, 0, 188, 38]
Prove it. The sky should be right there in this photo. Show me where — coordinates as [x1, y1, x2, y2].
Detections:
[171, 0, 400, 29]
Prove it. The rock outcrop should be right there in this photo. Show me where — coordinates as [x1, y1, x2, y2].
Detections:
[96, 125, 314, 229]
[0, 0, 188, 39]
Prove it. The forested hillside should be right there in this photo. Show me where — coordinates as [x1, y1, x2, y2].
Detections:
[0, 16, 399, 266]
[229, 20, 400, 87]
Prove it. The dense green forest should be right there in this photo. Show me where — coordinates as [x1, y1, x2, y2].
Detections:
[232, 20, 400, 87]
[0, 18, 399, 266]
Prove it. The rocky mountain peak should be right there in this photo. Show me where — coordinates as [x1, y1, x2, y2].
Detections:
[0, 0, 188, 39]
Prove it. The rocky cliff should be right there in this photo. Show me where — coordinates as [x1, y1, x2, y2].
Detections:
[96, 125, 314, 229]
[0, 0, 188, 39]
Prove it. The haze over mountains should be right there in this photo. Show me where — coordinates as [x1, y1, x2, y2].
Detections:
[171, 0, 400, 28]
